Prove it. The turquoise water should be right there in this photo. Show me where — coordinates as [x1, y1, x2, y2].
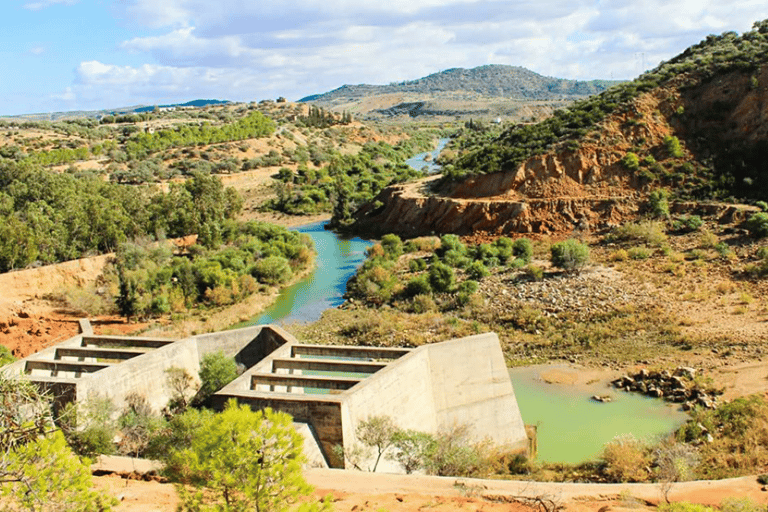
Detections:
[241, 222, 372, 326]
[508, 367, 688, 463]
[405, 138, 449, 174]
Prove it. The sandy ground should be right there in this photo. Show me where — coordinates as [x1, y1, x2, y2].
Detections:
[91, 456, 768, 512]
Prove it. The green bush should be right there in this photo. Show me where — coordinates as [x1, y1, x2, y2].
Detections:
[405, 274, 431, 297]
[621, 152, 640, 171]
[441, 249, 470, 268]
[648, 189, 670, 218]
[674, 215, 703, 232]
[456, 280, 479, 295]
[251, 256, 292, 285]
[465, 261, 490, 280]
[512, 238, 534, 264]
[628, 247, 651, 260]
[664, 135, 684, 158]
[428, 262, 455, 293]
[0, 346, 15, 367]
[438, 234, 466, 255]
[380, 234, 403, 260]
[746, 212, 768, 238]
[608, 220, 668, 246]
[408, 258, 427, 272]
[550, 239, 590, 272]
[195, 351, 239, 405]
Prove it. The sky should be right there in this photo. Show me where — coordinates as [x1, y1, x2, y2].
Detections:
[2, 0, 767, 116]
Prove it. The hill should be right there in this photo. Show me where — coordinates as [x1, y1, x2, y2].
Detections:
[1, 99, 230, 122]
[351, 20, 768, 237]
[300, 65, 621, 121]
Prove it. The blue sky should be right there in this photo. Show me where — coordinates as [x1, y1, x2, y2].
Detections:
[3, 0, 767, 115]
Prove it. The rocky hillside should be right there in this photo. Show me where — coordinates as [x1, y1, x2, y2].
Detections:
[300, 65, 620, 121]
[351, 21, 768, 237]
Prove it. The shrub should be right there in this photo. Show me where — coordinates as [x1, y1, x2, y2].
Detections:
[380, 234, 403, 260]
[648, 189, 670, 218]
[456, 280, 479, 295]
[698, 229, 719, 249]
[664, 135, 684, 158]
[251, 255, 292, 285]
[389, 430, 436, 474]
[550, 239, 590, 272]
[756, 201, 768, 212]
[746, 212, 768, 238]
[621, 152, 640, 171]
[405, 274, 431, 297]
[465, 261, 490, 280]
[524, 264, 544, 281]
[657, 504, 715, 512]
[438, 234, 465, 255]
[423, 424, 485, 477]
[628, 247, 651, 260]
[720, 497, 764, 512]
[609, 249, 629, 262]
[408, 258, 427, 272]
[195, 351, 238, 405]
[512, 238, 533, 264]
[674, 215, 703, 232]
[429, 262, 455, 293]
[441, 249, 470, 268]
[609, 220, 668, 246]
[409, 294, 437, 313]
[601, 434, 650, 482]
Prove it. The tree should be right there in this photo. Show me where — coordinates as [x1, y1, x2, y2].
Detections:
[169, 401, 329, 512]
[194, 351, 238, 405]
[355, 415, 399, 472]
[0, 374, 116, 511]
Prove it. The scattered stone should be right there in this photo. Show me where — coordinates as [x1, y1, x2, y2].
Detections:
[612, 366, 721, 409]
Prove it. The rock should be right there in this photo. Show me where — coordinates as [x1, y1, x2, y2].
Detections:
[674, 366, 697, 379]
[591, 395, 613, 403]
[670, 376, 686, 390]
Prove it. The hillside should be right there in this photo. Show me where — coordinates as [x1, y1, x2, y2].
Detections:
[0, 99, 231, 122]
[352, 21, 768, 237]
[300, 65, 621, 121]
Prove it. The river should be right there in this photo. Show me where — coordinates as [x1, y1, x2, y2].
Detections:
[237, 139, 686, 463]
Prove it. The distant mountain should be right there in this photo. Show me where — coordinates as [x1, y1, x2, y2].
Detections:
[299, 65, 621, 120]
[2, 99, 230, 121]
[301, 65, 618, 102]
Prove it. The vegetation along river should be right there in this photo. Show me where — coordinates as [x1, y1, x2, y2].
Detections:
[240, 142, 687, 463]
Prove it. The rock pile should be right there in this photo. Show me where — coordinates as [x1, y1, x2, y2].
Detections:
[612, 367, 721, 410]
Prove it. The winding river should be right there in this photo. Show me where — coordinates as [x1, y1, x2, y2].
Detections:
[238, 141, 687, 463]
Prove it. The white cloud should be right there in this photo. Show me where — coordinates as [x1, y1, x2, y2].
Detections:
[48, 0, 768, 112]
[23, 0, 77, 11]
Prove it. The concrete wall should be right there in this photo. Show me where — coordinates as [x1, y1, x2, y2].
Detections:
[425, 333, 528, 451]
[77, 338, 201, 414]
[341, 333, 528, 472]
[193, 324, 295, 368]
[212, 393, 344, 467]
